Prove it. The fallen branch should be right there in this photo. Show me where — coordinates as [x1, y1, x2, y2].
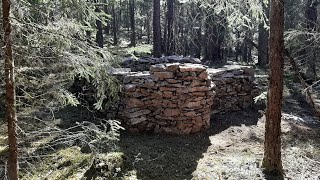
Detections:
[284, 49, 320, 120]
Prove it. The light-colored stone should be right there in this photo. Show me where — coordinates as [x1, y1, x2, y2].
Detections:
[130, 116, 147, 125]
[127, 98, 144, 108]
[127, 109, 151, 118]
[153, 72, 174, 79]
[150, 64, 166, 72]
[179, 64, 206, 72]
[185, 101, 202, 108]
[163, 108, 180, 117]
[123, 84, 136, 92]
[198, 71, 208, 80]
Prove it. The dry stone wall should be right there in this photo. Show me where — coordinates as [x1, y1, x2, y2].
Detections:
[109, 62, 260, 135]
[120, 63, 215, 134]
[208, 65, 260, 113]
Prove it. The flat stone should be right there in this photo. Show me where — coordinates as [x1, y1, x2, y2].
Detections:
[159, 87, 177, 91]
[222, 73, 235, 78]
[150, 64, 166, 72]
[166, 63, 180, 71]
[143, 79, 155, 88]
[153, 71, 174, 79]
[130, 116, 147, 125]
[167, 79, 181, 84]
[123, 84, 136, 92]
[165, 83, 184, 88]
[179, 64, 206, 72]
[183, 111, 197, 117]
[198, 71, 208, 80]
[185, 101, 202, 108]
[192, 92, 206, 96]
[240, 66, 255, 76]
[127, 98, 144, 108]
[126, 109, 151, 118]
[189, 86, 209, 92]
[163, 108, 180, 117]
[190, 80, 206, 87]
[163, 91, 173, 98]
[145, 100, 162, 106]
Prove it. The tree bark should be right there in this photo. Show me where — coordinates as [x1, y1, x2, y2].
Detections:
[258, 0, 270, 68]
[104, 3, 110, 35]
[129, 0, 136, 47]
[262, 0, 284, 177]
[305, 0, 318, 80]
[204, 14, 225, 64]
[112, 3, 118, 45]
[95, 7, 104, 48]
[258, 23, 269, 67]
[146, 11, 151, 44]
[153, 0, 161, 57]
[2, 0, 19, 179]
[166, 0, 174, 55]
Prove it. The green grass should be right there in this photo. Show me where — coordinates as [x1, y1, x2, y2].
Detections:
[21, 146, 93, 180]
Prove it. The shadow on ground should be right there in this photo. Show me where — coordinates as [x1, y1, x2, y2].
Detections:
[119, 105, 264, 180]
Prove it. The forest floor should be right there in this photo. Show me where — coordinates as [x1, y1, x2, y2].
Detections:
[0, 67, 320, 179]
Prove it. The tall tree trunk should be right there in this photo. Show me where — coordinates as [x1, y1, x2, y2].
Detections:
[146, 11, 151, 44]
[166, 0, 174, 55]
[2, 0, 19, 179]
[104, 3, 110, 35]
[95, 7, 104, 48]
[192, 27, 201, 58]
[305, 0, 318, 80]
[129, 0, 136, 47]
[262, 0, 285, 177]
[153, 0, 161, 57]
[242, 39, 248, 62]
[258, 0, 270, 68]
[235, 30, 240, 61]
[112, 3, 118, 45]
[127, 0, 130, 31]
[258, 23, 269, 67]
[119, 0, 122, 26]
[204, 14, 225, 64]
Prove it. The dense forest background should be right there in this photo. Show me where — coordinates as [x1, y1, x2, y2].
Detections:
[0, 0, 319, 179]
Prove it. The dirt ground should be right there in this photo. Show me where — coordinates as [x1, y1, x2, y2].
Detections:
[118, 70, 320, 180]
[119, 104, 320, 180]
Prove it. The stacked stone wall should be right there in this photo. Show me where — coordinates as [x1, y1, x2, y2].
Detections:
[104, 63, 260, 135]
[208, 66, 260, 113]
[120, 63, 214, 134]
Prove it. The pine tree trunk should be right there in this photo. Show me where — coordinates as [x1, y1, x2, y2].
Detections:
[262, 0, 284, 177]
[258, 23, 269, 68]
[95, 7, 104, 48]
[146, 11, 151, 44]
[305, 1, 318, 80]
[104, 3, 110, 35]
[112, 3, 118, 45]
[166, 0, 174, 55]
[2, 0, 18, 179]
[153, 0, 161, 57]
[129, 0, 136, 46]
